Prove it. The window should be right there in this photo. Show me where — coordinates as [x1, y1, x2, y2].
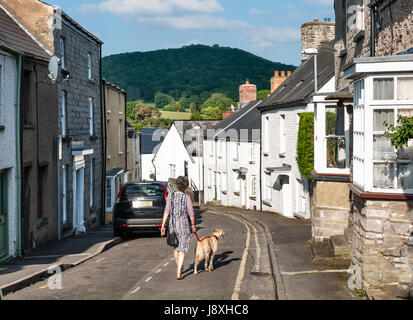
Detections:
[61, 91, 67, 137]
[87, 53, 92, 80]
[89, 97, 94, 136]
[265, 173, 272, 201]
[222, 172, 227, 192]
[373, 78, 394, 100]
[90, 160, 94, 207]
[326, 106, 346, 168]
[60, 37, 65, 69]
[106, 177, 112, 209]
[397, 77, 413, 101]
[280, 115, 286, 154]
[118, 120, 122, 154]
[0, 171, 6, 216]
[169, 164, 176, 178]
[264, 116, 270, 153]
[373, 108, 413, 190]
[62, 165, 67, 223]
[251, 175, 257, 196]
[250, 143, 254, 162]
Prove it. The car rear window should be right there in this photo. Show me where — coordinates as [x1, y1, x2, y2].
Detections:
[125, 184, 165, 197]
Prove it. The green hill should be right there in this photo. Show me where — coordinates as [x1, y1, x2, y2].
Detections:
[102, 44, 296, 102]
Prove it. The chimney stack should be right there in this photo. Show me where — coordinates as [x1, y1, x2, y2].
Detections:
[271, 70, 290, 93]
[301, 20, 335, 62]
[239, 80, 257, 108]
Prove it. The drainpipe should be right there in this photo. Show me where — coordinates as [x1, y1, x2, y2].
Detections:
[259, 119, 263, 212]
[16, 53, 23, 257]
[124, 92, 128, 174]
[370, 4, 376, 57]
[100, 45, 105, 226]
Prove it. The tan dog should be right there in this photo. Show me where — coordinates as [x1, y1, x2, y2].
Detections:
[194, 229, 225, 275]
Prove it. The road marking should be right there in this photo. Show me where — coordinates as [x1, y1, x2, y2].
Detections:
[39, 284, 48, 289]
[131, 286, 140, 294]
[229, 216, 251, 300]
[281, 269, 349, 276]
[95, 258, 105, 263]
[163, 262, 169, 267]
[155, 269, 162, 274]
[23, 253, 89, 259]
[145, 276, 152, 282]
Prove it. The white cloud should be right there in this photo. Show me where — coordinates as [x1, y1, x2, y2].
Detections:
[249, 26, 301, 49]
[248, 8, 268, 15]
[304, 0, 333, 6]
[138, 14, 250, 30]
[79, 0, 224, 16]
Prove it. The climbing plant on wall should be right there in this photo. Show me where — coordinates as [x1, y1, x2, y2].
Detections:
[296, 112, 314, 181]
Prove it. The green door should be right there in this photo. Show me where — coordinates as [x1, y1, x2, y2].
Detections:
[0, 171, 8, 259]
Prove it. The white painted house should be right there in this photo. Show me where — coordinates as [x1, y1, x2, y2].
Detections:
[204, 101, 262, 210]
[0, 45, 19, 261]
[153, 120, 218, 203]
[258, 42, 335, 219]
[139, 127, 167, 181]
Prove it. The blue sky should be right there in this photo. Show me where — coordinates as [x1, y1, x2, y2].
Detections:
[51, 0, 334, 66]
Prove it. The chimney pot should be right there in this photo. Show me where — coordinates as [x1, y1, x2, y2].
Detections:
[274, 71, 279, 77]
[281, 71, 286, 77]
[246, 80, 249, 84]
[287, 71, 292, 77]
[314, 19, 319, 22]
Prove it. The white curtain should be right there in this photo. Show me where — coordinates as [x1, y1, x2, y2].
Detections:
[373, 109, 394, 131]
[397, 163, 413, 189]
[397, 77, 413, 100]
[373, 163, 394, 189]
[373, 78, 394, 100]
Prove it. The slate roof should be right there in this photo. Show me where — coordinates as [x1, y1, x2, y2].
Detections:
[173, 120, 220, 157]
[259, 41, 335, 111]
[212, 100, 262, 142]
[0, 8, 50, 60]
[140, 127, 168, 155]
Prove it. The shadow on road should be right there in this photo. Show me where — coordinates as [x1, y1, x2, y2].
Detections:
[181, 250, 240, 276]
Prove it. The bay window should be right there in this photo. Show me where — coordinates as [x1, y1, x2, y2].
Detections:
[347, 58, 413, 193]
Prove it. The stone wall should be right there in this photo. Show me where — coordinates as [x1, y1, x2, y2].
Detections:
[311, 181, 350, 241]
[349, 194, 413, 299]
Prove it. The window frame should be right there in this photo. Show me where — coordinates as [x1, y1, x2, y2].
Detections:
[89, 97, 94, 136]
[87, 52, 92, 80]
[358, 75, 413, 193]
[279, 114, 286, 155]
[60, 37, 66, 70]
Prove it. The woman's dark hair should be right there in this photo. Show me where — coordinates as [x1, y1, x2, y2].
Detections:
[176, 176, 189, 192]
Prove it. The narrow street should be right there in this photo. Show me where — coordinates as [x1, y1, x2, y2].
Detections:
[3, 210, 275, 300]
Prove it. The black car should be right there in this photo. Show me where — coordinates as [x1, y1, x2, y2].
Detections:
[113, 181, 170, 237]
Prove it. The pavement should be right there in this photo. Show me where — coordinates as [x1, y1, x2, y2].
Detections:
[0, 225, 121, 297]
[204, 205, 359, 300]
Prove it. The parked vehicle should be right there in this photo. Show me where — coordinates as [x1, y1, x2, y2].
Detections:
[113, 181, 170, 237]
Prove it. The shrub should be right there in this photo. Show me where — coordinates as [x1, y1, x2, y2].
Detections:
[296, 112, 314, 181]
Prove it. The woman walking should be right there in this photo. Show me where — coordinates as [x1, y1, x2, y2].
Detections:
[161, 176, 196, 279]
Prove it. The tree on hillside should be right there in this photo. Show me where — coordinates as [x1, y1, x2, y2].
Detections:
[155, 92, 175, 109]
[202, 106, 223, 120]
[132, 103, 161, 124]
[190, 111, 202, 120]
[201, 93, 235, 112]
[257, 90, 271, 100]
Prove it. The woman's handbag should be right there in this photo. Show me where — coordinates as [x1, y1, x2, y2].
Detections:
[166, 193, 179, 247]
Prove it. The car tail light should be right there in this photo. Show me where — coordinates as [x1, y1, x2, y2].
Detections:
[161, 184, 168, 199]
[156, 223, 162, 227]
[120, 224, 128, 227]
[116, 184, 127, 204]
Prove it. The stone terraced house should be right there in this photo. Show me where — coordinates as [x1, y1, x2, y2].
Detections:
[0, 0, 105, 239]
[259, 42, 335, 219]
[203, 101, 262, 210]
[328, 0, 413, 299]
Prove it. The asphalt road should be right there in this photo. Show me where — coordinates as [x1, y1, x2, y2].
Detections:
[4, 210, 275, 300]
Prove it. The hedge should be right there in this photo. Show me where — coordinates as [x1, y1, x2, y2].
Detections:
[296, 112, 314, 181]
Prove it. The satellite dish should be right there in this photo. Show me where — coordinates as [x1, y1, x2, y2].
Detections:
[48, 55, 59, 83]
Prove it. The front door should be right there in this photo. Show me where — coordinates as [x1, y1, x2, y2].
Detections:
[241, 176, 247, 208]
[0, 171, 8, 259]
[73, 167, 85, 234]
[281, 176, 292, 218]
